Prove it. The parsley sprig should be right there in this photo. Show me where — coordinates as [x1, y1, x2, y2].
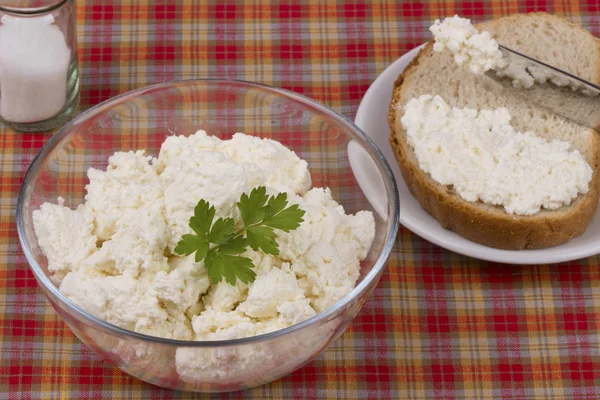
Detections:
[174, 186, 305, 285]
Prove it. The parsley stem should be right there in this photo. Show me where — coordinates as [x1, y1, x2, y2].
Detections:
[233, 219, 263, 240]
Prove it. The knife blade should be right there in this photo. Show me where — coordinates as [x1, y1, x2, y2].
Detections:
[483, 45, 600, 132]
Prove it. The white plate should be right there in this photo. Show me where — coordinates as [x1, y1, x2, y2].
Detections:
[355, 45, 600, 264]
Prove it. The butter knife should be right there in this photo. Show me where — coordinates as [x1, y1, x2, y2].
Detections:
[483, 45, 600, 132]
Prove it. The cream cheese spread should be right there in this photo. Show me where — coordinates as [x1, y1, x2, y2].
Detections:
[400, 95, 592, 215]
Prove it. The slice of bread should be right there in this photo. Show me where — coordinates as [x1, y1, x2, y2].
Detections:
[388, 13, 600, 250]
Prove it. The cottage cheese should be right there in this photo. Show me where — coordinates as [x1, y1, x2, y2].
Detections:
[84, 150, 164, 241]
[495, 54, 599, 95]
[431, 15, 598, 95]
[33, 130, 375, 344]
[430, 15, 506, 75]
[31, 198, 96, 283]
[401, 95, 592, 215]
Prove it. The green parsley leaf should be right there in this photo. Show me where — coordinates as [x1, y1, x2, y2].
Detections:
[209, 217, 234, 244]
[263, 204, 305, 232]
[175, 234, 209, 262]
[190, 200, 215, 237]
[175, 234, 205, 256]
[226, 256, 257, 284]
[194, 241, 209, 263]
[205, 251, 256, 286]
[175, 186, 305, 286]
[238, 186, 268, 226]
[204, 249, 219, 282]
[247, 226, 279, 255]
[264, 192, 288, 219]
[218, 236, 247, 255]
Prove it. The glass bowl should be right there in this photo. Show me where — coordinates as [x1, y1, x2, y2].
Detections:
[17, 79, 399, 392]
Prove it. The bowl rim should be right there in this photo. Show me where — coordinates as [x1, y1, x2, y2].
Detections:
[0, 0, 69, 15]
[17, 78, 399, 347]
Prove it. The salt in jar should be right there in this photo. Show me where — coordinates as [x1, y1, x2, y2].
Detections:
[0, 0, 79, 132]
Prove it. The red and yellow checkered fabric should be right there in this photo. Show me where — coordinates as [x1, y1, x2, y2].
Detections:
[2, 0, 600, 398]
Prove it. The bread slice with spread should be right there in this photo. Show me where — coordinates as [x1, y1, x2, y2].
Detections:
[388, 13, 600, 250]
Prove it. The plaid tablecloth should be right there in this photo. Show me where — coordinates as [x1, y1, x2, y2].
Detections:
[3, 0, 600, 398]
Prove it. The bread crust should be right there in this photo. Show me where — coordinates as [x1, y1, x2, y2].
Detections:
[388, 36, 600, 250]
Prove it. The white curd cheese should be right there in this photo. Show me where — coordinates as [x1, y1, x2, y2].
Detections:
[218, 133, 312, 195]
[495, 55, 597, 94]
[161, 150, 249, 252]
[32, 198, 97, 284]
[32, 130, 375, 342]
[430, 15, 506, 75]
[401, 95, 593, 215]
[83, 203, 168, 278]
[84, 150, 163, 241]
[202, 280, 248, 313]
[237, 264, 309, 319]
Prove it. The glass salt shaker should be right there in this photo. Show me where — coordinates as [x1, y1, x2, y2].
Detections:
[0, 0, 79, 132]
